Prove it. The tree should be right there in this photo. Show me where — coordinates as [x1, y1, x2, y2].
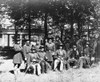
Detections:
[50, 0, 96, 41]
[7, 0, 25, 43]
[7, 0, 98, 46]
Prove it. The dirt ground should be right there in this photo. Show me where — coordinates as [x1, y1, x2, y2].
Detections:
[0, 56, 100, 82]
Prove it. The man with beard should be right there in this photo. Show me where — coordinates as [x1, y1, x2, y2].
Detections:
[22, 41, 31, 70]
[76, 35, 87, 56]
[13, 41, 23, 75]
[68, 45, 79, 68]
[27, 47, 41, 76]
[54, 45, 67, 71]
[45, 38, 55, 68]
[55, 37, 62, 50]
[38, 46, 51, 73]
[79, 44, 90, 68]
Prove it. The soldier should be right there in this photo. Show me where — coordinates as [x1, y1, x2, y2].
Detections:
[35, 41, 41, 52]
[68, 45, 79, 68]
[79, 44, 90, 68]
[22, 41, 31, 70]
[55, 37, 62, 50]
[54, 45, 67, 71]
[76, 35, 87, 55]
[38, 46, 49, 73]
[13, 41, 23, 75]
[45, 38, 55, 67]
[27, 47, 41, 76]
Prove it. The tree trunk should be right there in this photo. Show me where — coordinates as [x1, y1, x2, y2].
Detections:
[28, 13, 31, 41]
[15, 25, 18, 44]
[61, 28, 64, 42]
[70, 9, 74, 38]
[44, 13, 48, 39]
[77, 20, 81, 38]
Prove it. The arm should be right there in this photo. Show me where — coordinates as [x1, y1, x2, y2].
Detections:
[22, 46, 27, 59]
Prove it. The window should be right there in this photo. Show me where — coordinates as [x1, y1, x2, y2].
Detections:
[0, 34, 2, 38]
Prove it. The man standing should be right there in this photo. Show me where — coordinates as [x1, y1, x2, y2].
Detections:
[13, 41, 23, 75]
[76, 35, 87, 55]
[35, 41, 41, 52]
[45, 38, 55, 67]
[22, 41, 31, 70]
[55, 37, 62, 50]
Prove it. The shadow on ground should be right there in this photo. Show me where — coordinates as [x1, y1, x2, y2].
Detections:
[0, 46, 15, 59]
[9, 69, 32, 75]
[9, 70, 14, 74]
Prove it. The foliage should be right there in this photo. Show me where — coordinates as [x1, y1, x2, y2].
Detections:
[5, 0, 100, 46]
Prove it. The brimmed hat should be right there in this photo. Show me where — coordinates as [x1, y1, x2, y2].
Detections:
[39, 45, 45, 49]
[59, 44, 63, 48]
[48, 37, 54, 40]
[73, 45, 77, 48]
[31, 47, 36, 51]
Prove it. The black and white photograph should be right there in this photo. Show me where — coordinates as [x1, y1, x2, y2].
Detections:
[0, 0, 100, 82]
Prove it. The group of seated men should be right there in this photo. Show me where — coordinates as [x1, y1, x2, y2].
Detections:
[21, 38, 93, 76]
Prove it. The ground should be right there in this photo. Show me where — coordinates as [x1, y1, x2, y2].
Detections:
[0, 56, 100, 82]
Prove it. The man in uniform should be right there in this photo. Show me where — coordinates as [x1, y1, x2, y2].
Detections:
[76, 35, 87, 55]
[68, 45, 79, 68]
[27, 48, 41, 75]
[38, 46, 49, 73]
[79, 44, 90, 68]
[55, 37, 62, 50]
[45, 38, 55, 68]
[13, 41, 23, 75]
[54, 45, 67, 71]
[35, 41, 41, 52]
[22, 41, 31, 70]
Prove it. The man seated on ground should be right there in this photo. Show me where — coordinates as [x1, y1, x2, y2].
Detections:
[38, 46, 51, 73]
[79, 44, 90, 68]
[54, 45, 67, 71]
[68, 45, 79, 68]
[27, 47, 41, 76]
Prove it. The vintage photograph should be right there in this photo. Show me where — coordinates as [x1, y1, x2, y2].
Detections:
[0, 0, 100, 82]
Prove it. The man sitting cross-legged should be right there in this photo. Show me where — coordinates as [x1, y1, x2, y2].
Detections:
[27, 47, 41, 76]
[54, 45, 67, 71]
[79, 44, 90, 68]
[67, 45, 80, 68]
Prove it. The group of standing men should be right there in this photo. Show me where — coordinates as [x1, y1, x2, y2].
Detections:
[13, 37, 93, 76]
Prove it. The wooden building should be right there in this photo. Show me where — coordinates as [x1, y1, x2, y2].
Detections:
[0, 28, 44, 47]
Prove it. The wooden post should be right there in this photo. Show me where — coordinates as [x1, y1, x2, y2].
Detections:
[8, 34, 10, 47]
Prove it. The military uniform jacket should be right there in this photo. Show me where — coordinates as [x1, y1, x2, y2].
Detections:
[70, 50, 79, 59]
[38, 51, 47, 61]
[55, 49, 67, 59]
[27, 52, 40, 65]
[22, 44, 31, 59]
[13, 44, 23, 64]
[45, 42, 55, 61]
